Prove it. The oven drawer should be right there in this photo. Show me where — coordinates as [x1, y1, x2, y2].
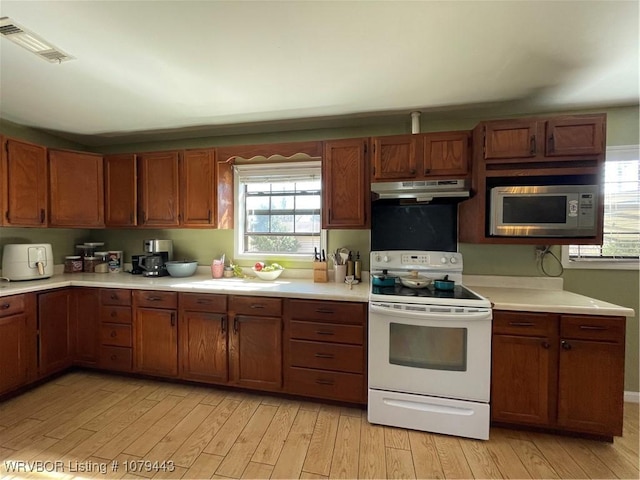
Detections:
[287, 367, 364, 403]
[290, 320, 363, 345]
[180, 293, 227, 313]
[493, 311, 556, 337]
[100, 306, 132, 325]
[288, 299, 365, 324]
[561, 315, 624, 343]
[100, 323, 132, 348]
[289, 340, 363, 373]
[230, 296, 282, 317]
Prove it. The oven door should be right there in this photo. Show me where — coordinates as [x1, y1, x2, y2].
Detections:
[368, 302, 492, 403]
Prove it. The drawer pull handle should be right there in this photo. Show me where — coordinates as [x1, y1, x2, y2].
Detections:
[1, 303, 10, 310]
[170, 312, 176, 327]
[315, 353, 334, 359]
[579, 325, 607, 331]
[110, 331, 117, 337]
[220, 316, 226, 334]
[316, 330, 334, 336]
[233, 318, 239, 334]
[315, 379, 334, 386]
[250, 304, 265, 309]
[147, 296, 163, 302]
[197, 299, 211, 304]
[561, 340, 572, 350]
[315, 308, 334, 314]
[509, 322, 535, 327]
[111, 355, 117, 361]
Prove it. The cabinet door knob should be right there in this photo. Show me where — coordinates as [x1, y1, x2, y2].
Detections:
[111, 311, 117, 317]
[530, 135, 537, 155]
[409, 169, 416, 175]
[541, 341, 550, 349]
[561, 340, 572, 350]
[424, 169, 430, 175]
[1, 303, 10, 310]
[111, 355, 117, 361]
[110, 331, 117, 337]
[548, 134, 555, 153]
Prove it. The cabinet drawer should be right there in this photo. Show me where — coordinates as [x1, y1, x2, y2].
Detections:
[180, 293, 227, 313]
[99, 346, 132, 372]
[0, 294, 25, 317]
[230, 296, 282, 317]
[287, 367, 364, 403]
[288, 299, 365, 324]
[100, 289, 131, 306]
[493, 311, 556, 337]
[290, 320, 363, 345]
[134, 290, 178, 309]
[289, 340, 363, 374]
[100, 306, 132, 325]
[100, 323, 132, 347]
[561, 315, 624, 343]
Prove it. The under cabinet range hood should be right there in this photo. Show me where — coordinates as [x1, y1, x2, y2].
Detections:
[371, 179, 470, 203]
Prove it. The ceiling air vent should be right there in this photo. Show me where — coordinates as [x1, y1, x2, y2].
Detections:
[0, 17, 74, 63]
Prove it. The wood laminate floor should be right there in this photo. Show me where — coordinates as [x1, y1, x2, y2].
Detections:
[0, 372, 638, 479]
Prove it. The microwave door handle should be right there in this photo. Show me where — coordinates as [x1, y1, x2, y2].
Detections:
[370, 303, 490, 321]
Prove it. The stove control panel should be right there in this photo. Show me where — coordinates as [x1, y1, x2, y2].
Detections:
[401, 254, 430, 265]
[371, 251, 463, 272]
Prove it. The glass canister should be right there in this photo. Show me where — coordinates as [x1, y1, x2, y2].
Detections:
[94, 251, 109, 273]
[83, 256, 99, 273]
[64, 255, 83, 273]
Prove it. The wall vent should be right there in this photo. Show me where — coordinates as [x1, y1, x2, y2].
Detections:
[0, 17, 74, 63]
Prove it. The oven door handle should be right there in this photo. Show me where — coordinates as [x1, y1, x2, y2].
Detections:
[370, 303, 491, 321]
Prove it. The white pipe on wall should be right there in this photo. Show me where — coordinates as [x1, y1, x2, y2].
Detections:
[411, 111, 421, 134]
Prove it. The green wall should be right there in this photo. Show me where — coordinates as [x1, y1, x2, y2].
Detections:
[1, 105, 637, 392]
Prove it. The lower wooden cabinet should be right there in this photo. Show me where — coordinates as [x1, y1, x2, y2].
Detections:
[72, 288, 100, 367]
[0, 293, 37, 395]
[284, 299, 367, 404]
[491, 310, 625, 438]
[38, 289, 74, 377]
[134, 291, 178, 377]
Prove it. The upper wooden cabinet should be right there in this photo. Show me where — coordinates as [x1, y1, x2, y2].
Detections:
[482, 114, 605, 161]
[104, 154, 137, 227]
[181, 148, 216, 227]
[49, 149, 104, 227]
[322, 138, 370, 229]
[1, 137, 48, 227]
[137, 151, 181, 227]
[372, 132, 470, 181]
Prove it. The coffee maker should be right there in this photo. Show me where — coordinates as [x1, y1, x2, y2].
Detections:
[139, 239, 173, 277]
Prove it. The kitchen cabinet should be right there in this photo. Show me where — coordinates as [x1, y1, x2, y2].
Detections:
[371, 132, 470, 181]
[0, 294, 37, 395]
[181, 148, 216, 227]
[1, 137, 48, 226]
[38, 289, 74, 377]
[458, 113, 606, 245]
[48, 149, 104, 227]
[71, 288, 100, 367]
[228, 296, 282, 391]
[137, 151, 180, 227]
[104, 153, 137, 227]
[99, 289, 133, 372]
[322, 138, 370, 229]
[491, 310, 625, 438]
[133, 290, 178, 377]
[284, 299, 367, 404]
[179, 293, 228, 383]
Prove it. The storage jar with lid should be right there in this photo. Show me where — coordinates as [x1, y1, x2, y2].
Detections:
[94, 251, 109, 273]
[83, 256, 99, 273]
[64, 256, 83, 273]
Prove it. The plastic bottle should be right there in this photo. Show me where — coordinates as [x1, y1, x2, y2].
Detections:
[354, 251, 362, 281]
[346, 251, 354, 277]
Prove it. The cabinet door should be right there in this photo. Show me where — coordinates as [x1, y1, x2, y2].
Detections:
[138, 151, 180, 227]
[0, 307, 35, 394]
[371, 135, 418, 180]
[49, 150, 104, 227]
[491, 334, 555, 426]
[181, 148, 216, 227]
[104, 154, 137, 226]
[39, 289, 73, 376]
[72, 288, 100, 366]
[135, 307, 178, 377]
[557, 338, 624, 436]
[179, 311, 228, 383]
[423, 131, 470, 176]
[322, 138, 370, 228]
[2, 138, 47, 226]
[229, 315, 282, 390]
[484, 120, 538, 159]
[546, 116, 604, 157]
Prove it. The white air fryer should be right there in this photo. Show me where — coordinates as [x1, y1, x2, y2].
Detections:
[1, 243, 54, 280]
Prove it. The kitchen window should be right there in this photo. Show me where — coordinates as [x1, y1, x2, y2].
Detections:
[234, 161, 325, 260]
[562, 145, 640, 270]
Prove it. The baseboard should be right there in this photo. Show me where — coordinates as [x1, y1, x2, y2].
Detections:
[624, 391, 640, 403]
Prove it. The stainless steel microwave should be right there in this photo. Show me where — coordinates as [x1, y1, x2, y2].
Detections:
[490, 185, 599, 237]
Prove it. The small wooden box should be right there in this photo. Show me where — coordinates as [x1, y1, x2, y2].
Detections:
[313, 262, 328, 283]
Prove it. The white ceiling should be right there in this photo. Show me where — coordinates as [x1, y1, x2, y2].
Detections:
[0, 0, 638, 144]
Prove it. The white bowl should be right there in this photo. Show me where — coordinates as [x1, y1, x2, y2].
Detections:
[252, 267, 284, 281]
[165, 260, 198, 277]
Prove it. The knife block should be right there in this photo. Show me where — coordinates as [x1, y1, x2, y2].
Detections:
[313, 261, 328, 283]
